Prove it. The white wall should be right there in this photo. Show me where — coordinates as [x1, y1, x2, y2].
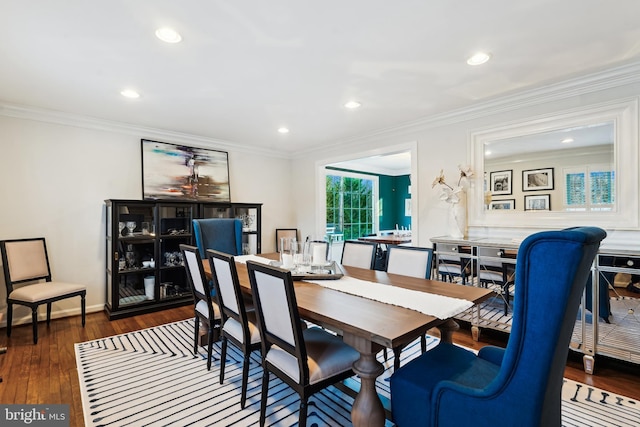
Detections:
[0, 114, 291, 325]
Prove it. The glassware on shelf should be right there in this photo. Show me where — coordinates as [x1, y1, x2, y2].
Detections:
[126, 221, 136, 236]
[118, 221, 126, 237]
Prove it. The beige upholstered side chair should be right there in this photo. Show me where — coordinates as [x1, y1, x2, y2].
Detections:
[246, 261, 360, 427]
[275, 228, 299, 252]
[0, 237, 86, 344]
[207, 249, 261, 409]
[180, 244, 221, 370]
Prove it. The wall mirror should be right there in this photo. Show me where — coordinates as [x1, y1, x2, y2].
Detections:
[468, 99, 639, 230]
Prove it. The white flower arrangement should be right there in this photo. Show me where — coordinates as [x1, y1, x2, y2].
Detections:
[432, 164, 474, 204]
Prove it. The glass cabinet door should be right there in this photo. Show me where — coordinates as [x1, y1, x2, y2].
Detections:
[157, 203, 193, 301]
[113, 201, 156, 308]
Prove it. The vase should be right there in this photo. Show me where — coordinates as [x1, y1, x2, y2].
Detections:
[448, 202, 467, 239]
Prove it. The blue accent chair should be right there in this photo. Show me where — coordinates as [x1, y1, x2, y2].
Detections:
[390, 227, 607, 427]
[193, 218, 243, 257]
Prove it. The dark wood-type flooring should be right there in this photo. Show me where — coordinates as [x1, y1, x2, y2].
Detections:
[1, 307, 639, 427]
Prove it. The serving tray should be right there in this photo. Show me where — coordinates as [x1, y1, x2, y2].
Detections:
[269, 260, 344, 280]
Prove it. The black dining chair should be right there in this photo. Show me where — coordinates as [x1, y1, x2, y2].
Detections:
[246, 261, 360, 427]
[0, 237, 86, 344]
[207, 249, 261, 409]
[341, 240, 377, 269]
[180, 244, 221, 370]
[385, 245, 435, 369]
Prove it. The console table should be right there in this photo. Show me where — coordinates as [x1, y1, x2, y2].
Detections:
[431, 236, 640, 373]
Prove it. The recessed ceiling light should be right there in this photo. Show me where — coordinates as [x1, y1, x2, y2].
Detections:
[155, 27, 182, 43]
[344, 101, 362, 109]
[485, 150, 492, 156]
[561, 137, 574, 144]
[278, 127, 290, 134]
[120, 89, 140, 99]
[467, 52, 491, 66]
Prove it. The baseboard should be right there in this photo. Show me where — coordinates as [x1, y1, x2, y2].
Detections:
[0, 303, 104, 329]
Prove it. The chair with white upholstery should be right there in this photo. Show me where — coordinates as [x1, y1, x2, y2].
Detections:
[246, 261, 360, 427]
[341, 240, 377, 269]
[207, 249, 261, 409]
[0, 237, 86, 344]
[385, 245, 434, 369]
[386, 245, 433, 279]
[180, 244, 221, 370]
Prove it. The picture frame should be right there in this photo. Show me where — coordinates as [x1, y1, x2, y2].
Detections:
[141, 139, 231, 202]
[489, 170, 513, 195]
[489, 199, 515, 210]
[522, 167, 554, 191]
[524, 194, 551, 211]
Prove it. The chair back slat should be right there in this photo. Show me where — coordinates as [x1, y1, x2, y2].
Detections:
[386, 246, 433, 279]
[3, 239, 51, 283]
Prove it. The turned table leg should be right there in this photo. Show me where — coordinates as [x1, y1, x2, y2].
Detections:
[343, 335, 386, 427]
[437, 318, 460, 344]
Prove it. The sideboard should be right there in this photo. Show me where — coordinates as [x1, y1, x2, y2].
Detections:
[431, 235, 640, 373]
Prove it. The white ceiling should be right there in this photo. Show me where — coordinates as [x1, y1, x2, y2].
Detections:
[2, 1, 640, 158]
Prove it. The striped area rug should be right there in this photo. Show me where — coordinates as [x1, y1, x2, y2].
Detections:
[75, 319, 639, 427]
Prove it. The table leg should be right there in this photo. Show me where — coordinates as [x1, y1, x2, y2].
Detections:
[343, 335, 386, 427]
[437, 319, 460, 344]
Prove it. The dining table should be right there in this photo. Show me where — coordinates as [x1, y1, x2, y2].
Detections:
[204, 253, 492, 427]
[357, 234, 412, 245]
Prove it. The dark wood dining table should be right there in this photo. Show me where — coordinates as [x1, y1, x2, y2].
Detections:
[204, 253, 492, 427]
[357, 234, 412, 245]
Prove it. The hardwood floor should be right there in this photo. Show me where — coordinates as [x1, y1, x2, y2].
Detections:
[1, 308, 639, 427]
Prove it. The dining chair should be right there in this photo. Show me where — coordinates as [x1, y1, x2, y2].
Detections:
[477, 247, 516, 315]
[385, 245, 433, 279]
[0, 237, 86, 344]
[390, 226, 607, 427]
[275, 228, 298, 252]
[384, 245, 434, 369]
[180, 244, 221, 370]
[306, 238, 330, 265]
[206, 249, 261, 409]
[246, 261, 360, 427]
[341, 240, 377, 269]
[436, 251, 472, 285]
[192, 218, 243, 257]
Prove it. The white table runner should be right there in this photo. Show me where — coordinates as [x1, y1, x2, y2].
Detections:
[234, 254, 273, 265]
[304, 275, 473, 319]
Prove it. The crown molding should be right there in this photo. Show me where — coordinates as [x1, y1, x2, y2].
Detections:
[293, 60, 640, 159]
[0, 102, 288, 159]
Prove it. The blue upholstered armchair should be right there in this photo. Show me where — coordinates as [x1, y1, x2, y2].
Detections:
[193, 218, 243, 257]
[390, 227, 607, 427]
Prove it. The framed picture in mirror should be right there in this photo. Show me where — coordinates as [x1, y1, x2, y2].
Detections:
[489, 199, 515, 210]
[523, 168, 554, 191]
[524, 194, 551, 211]
[489, 170, 512, 195]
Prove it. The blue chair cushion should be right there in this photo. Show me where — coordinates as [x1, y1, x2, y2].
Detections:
[391, 342, 500, 427]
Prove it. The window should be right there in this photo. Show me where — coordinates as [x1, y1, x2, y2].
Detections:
[326, 170, 378, 240]
[564, 165, 615, 211]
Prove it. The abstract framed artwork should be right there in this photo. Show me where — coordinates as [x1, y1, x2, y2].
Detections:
[524, 194, 551, 211]
[523, 167, 554, 191]
[489, 170, 513, 195]
[489, 199, 515, 210]
[141, 139, 231, 202]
